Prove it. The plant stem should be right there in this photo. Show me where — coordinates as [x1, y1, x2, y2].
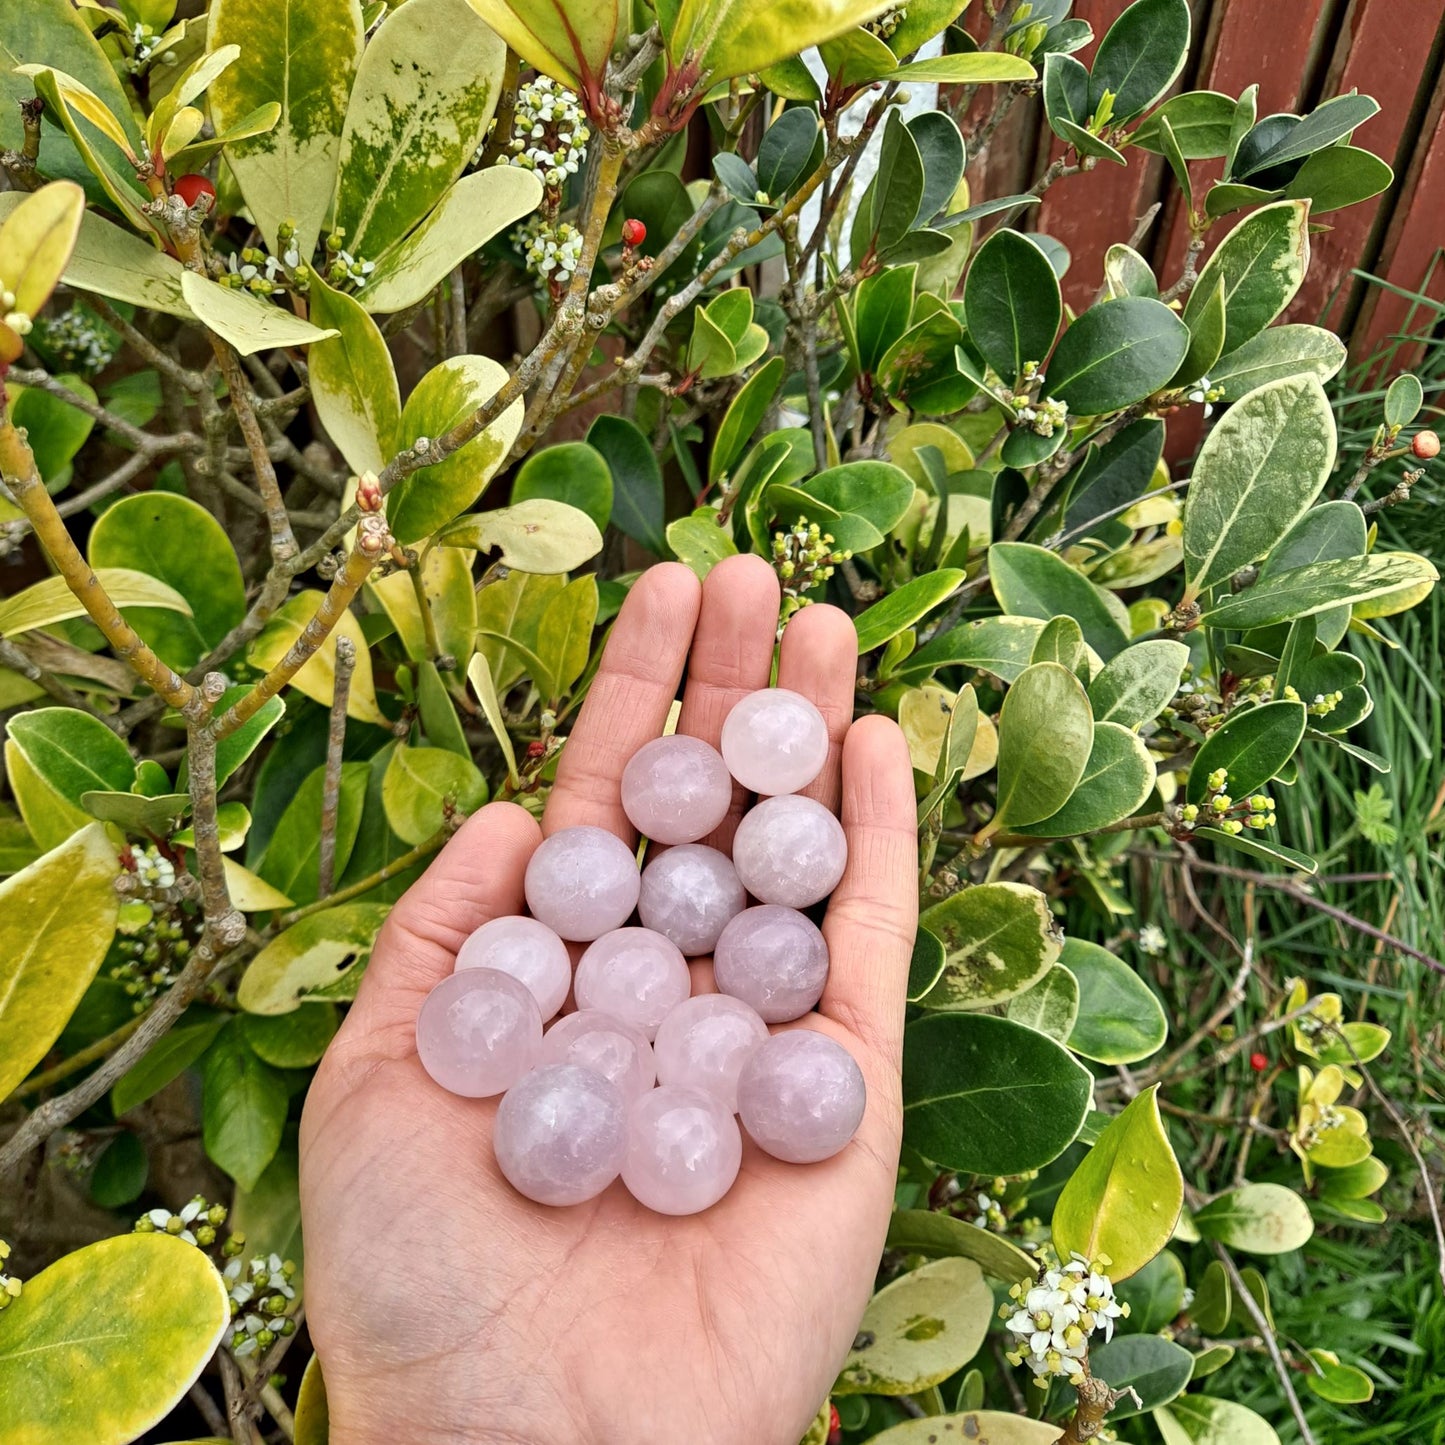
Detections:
[213, 342, 299, 564]
[277, 824, 456, 925]
[317, 635, 355, 900]
[13, 1013, 145, 1098]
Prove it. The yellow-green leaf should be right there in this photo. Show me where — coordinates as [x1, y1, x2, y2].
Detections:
[179, 271, 338, 357]
[438, 498, 604, 574]
[221, 857, 295, 912]
[0, 823, 118, 1099]
[247, 591, 384, 724]
[1051, 1085, 1183, 1280]
[866, 1415, 1061, 1445]
[367, 544, 477, 669]
[0, 180, 85, 317]
[306, 275, 401, 475]
[534, 573, 598, 699]
[293, 1353, 329, 1445]
[885, 1208, 1036, 1285]
[381, 744, 487, 845]
[462, 0, 621, 97]
[0, 569, 192, 638]
[467, 652, 518, 786]
[237, 902, 392, 1014]
[3, 739, 91, 850]
[0, 1234, 230, 1445]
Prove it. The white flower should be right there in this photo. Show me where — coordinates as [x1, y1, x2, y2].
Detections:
[1138, 923, 1166, 956]
[1002, 1254, 1129, 1386]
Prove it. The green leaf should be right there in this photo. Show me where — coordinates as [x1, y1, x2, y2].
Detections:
[1207, 552, 1438, 630]
[202, 1026, 289, 1189]
[903, 1012, 1093, 1174]
[1247, 92, 1380, 172]
[293, 1354, 329, 1445]
[991, 662, 1094, 829]
[1193, 825, 1317, 873]
[6, 707, 134, 807]
[112, 1006, 228, 1116]
[207, 0, 363, 254]
[1115, 1248, 1186, 1333]
[369, 545, 479, 670]
[833, 1258, 992, 1396]
[1173, 277, 1225, 388]
[4, 739, 90, 850]
[7, 373, 93, 487]
[0, 1233, 230, 1445]
[439, 499, 604, 574]
[1030, 615, 1086, 677]
[988, 543, 1129, 660]
[1186, 700, 1305, 803]
[1205, 323, 1346, 401]
[82, 790, 190, 834]
[1005, 964, 1080, 1044]
[885, 52, 1036, 83]
[1181, 374, 1336, 594]
[1089, 0, 1190, 121]
[1204, 180, 1281, 220]
[1193, 1182, 1314, 1254]
[1158, 1396, 1281, 1445]
[417, 659, 468, 757]
[238, 902, 392, 1014]
[513, 442, 613, 531]
[388, 355, 523, 543]
[710, 357, 785, 485]
[248, 592, 384, 724]
[258, 762, 369, 907]
[1383, 374, 1424, 429]
[667, 509, 739, 579]
[1285, 145, 1392, 214]
[381, 745, 486, 846]
[533, 574, 598, 699]
[231, 1141, 305, 1288]
[1014, 721, 1155, 837]
[854, 264, 917, 375]
[1184, 200, 1309, 356]
[963, 229, 1060, 383]
[803, 461, 916, 535]
[855, 571, 964, 653]
[306, 276, 401, 476]
[87, 493, 246, 670]
[917, 881, 1062, 1009]
[242, 1003, 339, 1068]
[466, 653, 519, 786]
[0, 824, 118, 1100]
[1047, 297, 1190, 416]
[1102, 243, 1159, 301]
[1304, 1349, 1374, 1405]
[591, 413, 666, 554]
[214, 689, 286, 789]
[1089, 1333, 1193, 1416]
[89, 1129, 148, 1207]
[1088, 639, 1189, 728]
[1052, 1085, 1183, 1279]
[1157, 114, 1194, 212]
[884, 1209, 1036, 1285]
[1064, 937, 1166, 1063]
[1132, 91, 1236, 157]
[898, 615, 1045, 684]
[179, 271, 338, 357]
[1191, 1258, 1232, 1333]
[907, 927, 947, 1002]
[0, 569, 191, 639]
[332, 0, 506, 259]
[860, 111, 926, 256]
[1043, 51, 1090, 135]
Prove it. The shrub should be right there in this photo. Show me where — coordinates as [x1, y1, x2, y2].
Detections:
[0, 0, 1438, 1440]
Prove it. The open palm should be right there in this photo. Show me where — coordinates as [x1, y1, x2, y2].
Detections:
[300, 556, 918, 1445]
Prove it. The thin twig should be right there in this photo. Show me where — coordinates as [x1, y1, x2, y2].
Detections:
[317, 636, 355, 900]
[214, 343, 299, 564]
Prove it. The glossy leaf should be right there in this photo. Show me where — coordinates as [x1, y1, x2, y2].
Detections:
[0, 823, 119, 1100]
[667, 509, 739, 579]
[293, 1354, 329, 1445]
[1064, 938, 1167, 1063]
[804, 461, 916, 534]
[1052, 1086, 1182, 1279]
[1014, 722, 1155, 837]
[592, 414, 667, 554]
[0, 1234, 229, 1445]
[439, 499, 604, 574]
[885, 52, 1037, 83]
[903, 1012, 1093, 1174]
[916, 881, 1062, 1009]
[855, 570, 964, 652]
[1285, 145, 1392, 214]
[989, 543, 1128, 661]
[710, 357, 786, 485]
[1193, 1182, 1314, 1254]
[963, 229, 1060, 383]
[513, 442, 613, 531]
[1089, 0, 1190, 121]
[248, 591, 384, 724]
[1206, 324, 1346, 401]
[1185, 701, 1306, 803]
[884, 1209, 1036, 1285]
[992, 662, 1094, 829]
[7, 706, 134, 806]
[1005, 964, 1080, 1044]
[464, 0, 620, 95]
[202, 1026, 289, 1189]
[1132, 91, 1236, 157]
[0, 569, 191, 639]
[1185, 201, 1309, 356]
[1088, 639, 1189, 728]
[1115, 1248, 1186, 1334]
[1047, 297, 1190, 416]
[898, 615, 1046, 684]
[179, 271, 338, 357]
[382, 745, 487, 845]
[307, 276, 401, 476]
[1202, 552, 1438, 630]
[1089, 1333, 1193, 1416]
[1246, 92, 1380, 172]
[1102, 243, 1159, 300]
[238, 902, 392, 1014]
[368, 545, 479, 669]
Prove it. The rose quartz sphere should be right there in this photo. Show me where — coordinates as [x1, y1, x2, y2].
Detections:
[720, 687, 829, 795]
[653, 994, 768, 1112]
[621, 735, 733, 844]
[415, 968, 542, 1098]
[573, 927, 691, 1039]
[712, 904, 830, 1022]
[493, 1063, 628, 1206]
[731, 794, 847, 909]
[737, 1030, 866, 1163]
[622, 1085, 743, 1215]
[455, 915, 571, 1021]
[524, 825, 640, 942]
[638, 844, 747, 956]
[540, 1009, 656, 1105]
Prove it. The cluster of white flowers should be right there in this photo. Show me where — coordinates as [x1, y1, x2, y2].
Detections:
[34, 306, 117, 374]
[224, 1253, 298, 1357]
[0, 1241, 21, 1312]
[867, 2, 909, 40]
[131, 843, 177, 890]
[1137, 923, 1167, 956]
[223, 248, 286, 296]
[1016, 394, 1069, 437]
[1002, 1254, 1127, 1386]
[517, 216, 584, 284]
[503, 77, 590, 190]
[971, 1189, 1007, 1232]
[135, 1195, 227, 1248]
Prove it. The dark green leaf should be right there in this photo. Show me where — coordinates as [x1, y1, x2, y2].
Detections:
[591, 414, 666, 554]
[1043, 51, 1089, 133]
[1192, 825, 1317, 874]
[88, 1130, 148, 1208]
[1088, 0, 1190, 121]
[213, 688, 286, 789]
[803, 461, 915, 534]
[855, 264, 918, 375]
[1089, 1335, 1193, 1416]
[909, 112, 965, 225]
[710, 356, 785, 485]
[7, 707, 134, 806]
[1285, 145, 1392, 214]
[1206, 324, 1346, 401]
[907, 927, 947, 1002]
[963, 229, 1061, 383]
[112, 1006, 228, 1116]
[855, 570, 964, 653]
[1064, 937, 1167, 1063]
[242, 1003, 339, 1068]
[1246, 92, 1380, 173]
[259, 762, 369, 907]
[757, 107, 819, 197]
[897, 615, 1045, 684]
[1115, 1249, 1186, 1334]
[1014, 721, 1155, 836]
[1132, 91, 1235, 157]
[512, 442, 613, 531]
[1202, 552, 1437, 630]
[1048, 297, 1190, 416]
[1061, 417, 1164, 535]
[885, 1209, 1036, 1285]
[202, 1026, 289, 1190]
[1172, 276, 1224, 388]
[988, 542, 1129, 660]
[1186, 700, 1306, 802]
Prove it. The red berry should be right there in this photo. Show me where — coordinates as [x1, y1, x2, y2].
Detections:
[827, 1403, 843, 1445]
[1412, 429, 1440, 460]
[1249, 1051, 1268, 1073]
[172, 173, 216, 209]
[621, 217, 647, 248]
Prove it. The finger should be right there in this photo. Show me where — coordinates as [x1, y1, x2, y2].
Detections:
[775, 603, 859, 814]
[545, 562, 701, 840]
[817, 715, 918, 1069]
[676, 552, 780, 848]
[347, 801, 541, 1041]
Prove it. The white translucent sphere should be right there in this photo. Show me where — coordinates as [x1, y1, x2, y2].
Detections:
[737, 1030, 866, 1163]
[455, 915, 572, 1021]
[731, 794, 847, 908]
[622, 1086, 743, 1215]
[638, 844, 747, 956]
[523, 825, 640, 941]
[720, 687, 829, 795]
[540, 1009, 656, 1105]
[493, 1063, 628, 1206]
[573, 927, 691, 1039]
[713, 904, 829, 1022]
[653, 994, 768, 1111]
[621, 735, 733, 844]
[415, 968, 542, 1098]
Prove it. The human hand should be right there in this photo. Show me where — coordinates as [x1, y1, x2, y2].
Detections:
[299, 555, 919, 1445]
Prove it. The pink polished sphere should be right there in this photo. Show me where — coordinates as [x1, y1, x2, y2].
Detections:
[731, 794, 847, 909]
[653, 994, 768, 1112]
[574, 927, 691, 1039]
[621, 735, 733, 844]
[493, 1063, 628, 1206]
[540, 1009, 656, 1105]
[415, 968, 541, 1098]
[622, 1086, 743, 1215]
[638, 844, 746, 956]
[713, 904, 830, 1022]
[737, 1030, 866, 1163]
[523, 825, 640, 942]
[720, 687, 829, 795]
[455, 915, 571, 1021]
